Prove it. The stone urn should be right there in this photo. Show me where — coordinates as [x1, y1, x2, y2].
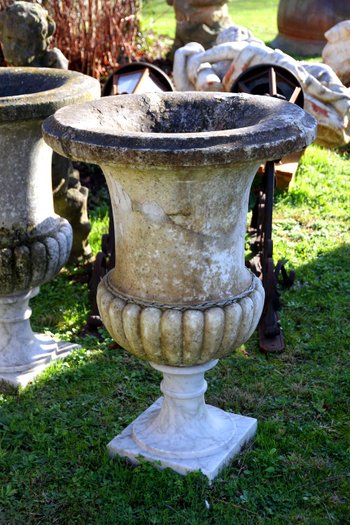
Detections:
[167, 0, 232, 52]
[0, 67, 100, 386]
[43, 92, 316, 479]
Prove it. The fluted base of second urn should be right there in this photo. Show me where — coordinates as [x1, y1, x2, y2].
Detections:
[108, 360, 257, 480]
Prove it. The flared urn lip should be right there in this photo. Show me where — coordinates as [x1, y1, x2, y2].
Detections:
[0, 67, 100, 122]
[43, 91, 317, 166]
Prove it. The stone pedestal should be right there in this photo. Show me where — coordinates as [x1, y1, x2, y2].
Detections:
[0, 67, 100, 386]
[108, 360, 257, 480]
[43, 91, 316, 478]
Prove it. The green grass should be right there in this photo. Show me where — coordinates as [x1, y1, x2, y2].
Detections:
[227, 0, 278, 43]
[1, 0, 350, 522]
[0, 144, 349, 524]
[142, 0, 279, 43]
[141, 0, 175, 39]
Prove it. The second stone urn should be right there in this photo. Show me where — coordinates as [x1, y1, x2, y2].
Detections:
[43, 92, 316, 479]
[0, 67, 100, 386]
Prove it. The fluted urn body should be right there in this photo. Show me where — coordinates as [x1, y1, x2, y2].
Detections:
[0, 67, 100, 386]
[43, 92, 316, 478]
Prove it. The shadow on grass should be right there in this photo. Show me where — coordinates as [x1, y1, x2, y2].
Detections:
[279, 242, 349, 348]
[0, 244, 349, 524]
[0, 344, 213, 524]
[29, 265, 92, 341]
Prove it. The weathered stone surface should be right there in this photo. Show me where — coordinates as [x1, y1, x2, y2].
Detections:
[0, 287, 79, 386]
[0, 219, 71, 295]
[97, 273, 263, 366]
[43, 90, 316, 478]
[43, 92, 316, 165]
[0, 1, 68, 68]
[108, 360, 257, 480]
[168, 0, 232, 51]
[52, 159, 92, 261]
[0, 115, 72, 293]
[0, 66, 100, 386]
[43, 92, 316, 366]
[0, 2, 94, 261]
[0, 68, 100, 283]
[0, 67, 100, 121]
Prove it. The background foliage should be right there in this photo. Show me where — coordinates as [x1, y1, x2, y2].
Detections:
[0, 0, 141, 78]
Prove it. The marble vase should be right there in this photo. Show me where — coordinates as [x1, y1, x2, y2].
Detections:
[43, 91, 316, 479]
[0, 67, 100, 387]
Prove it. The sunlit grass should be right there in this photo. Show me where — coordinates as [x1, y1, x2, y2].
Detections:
[141, 0, 279, 43]
[1, 1, 350, 523]
[1, 145, 349, 525]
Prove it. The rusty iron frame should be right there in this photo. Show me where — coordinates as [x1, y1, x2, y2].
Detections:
[232, 63, 303, 352]
[247, 160, 295, 353]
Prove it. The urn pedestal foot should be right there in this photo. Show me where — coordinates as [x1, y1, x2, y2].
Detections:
[108, 360, 257, 480]
[0, 288, 79, 387]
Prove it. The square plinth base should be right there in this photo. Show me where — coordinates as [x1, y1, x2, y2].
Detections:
[108, 398, 257, 481]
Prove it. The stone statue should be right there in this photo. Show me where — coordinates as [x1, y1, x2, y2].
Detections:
[167, 0, 232, 52]
[0, 1, 93, 262]
[322, 20, 350, 87]
[173, 25, 350, 148]
[0, 1, 68, 68]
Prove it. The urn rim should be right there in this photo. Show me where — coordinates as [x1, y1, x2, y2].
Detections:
[0, 67, 100, 122]
[42, 91, 317, 166]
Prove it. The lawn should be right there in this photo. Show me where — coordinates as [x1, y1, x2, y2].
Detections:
[1, 1, 350, 524]
[142, 0, 279, 43]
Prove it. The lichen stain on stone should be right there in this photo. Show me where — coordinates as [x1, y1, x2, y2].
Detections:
[0, 225, 29, 248]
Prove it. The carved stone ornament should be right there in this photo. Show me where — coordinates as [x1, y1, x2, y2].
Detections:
[167, 0, 232, 51]
[0, 1, 94, 262]
[173, 28, 350, 148]
[0, 1, 68, 68]
[97, 272, 263, 366]
[322, 20, 350, 88]
[43, 91, 316, 479]
[0, 67, 100, 386]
